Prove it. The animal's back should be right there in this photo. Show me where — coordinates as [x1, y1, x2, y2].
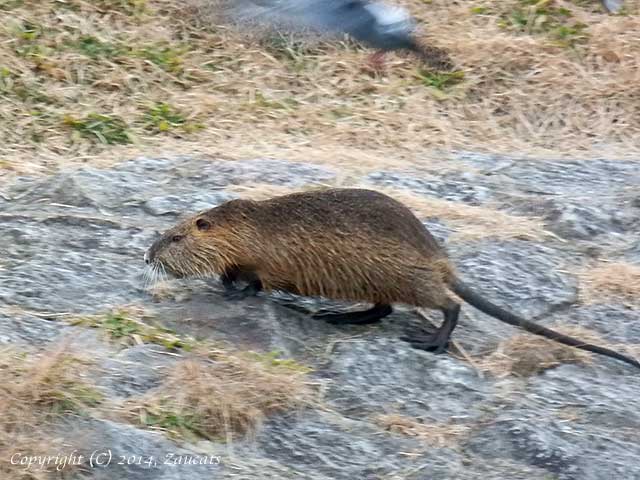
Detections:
[257, 188, 442, 255]
[237, 188, 451, 305]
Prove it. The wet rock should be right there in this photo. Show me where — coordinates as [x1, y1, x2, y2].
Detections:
[215, 158, 336, 187]
[467, 414, 583, 479]
[0, 214, 148, 312]
[450, 240, 579, 319]
[623, 241, 640, 263]
[152, 290, 336, 357]
[556, 303, 640, 344]
[99, 344, 179, 399]
[116, 157, 336, 190]
[258, 411, 554, 480]
[494, 159, 640, 196]
[423, 219, 452, 243]
[366, 170, 496, 206]
[258, 411, 415, 478]
[57, 418, 224, 480]
[322, 338, 488, 420]
[545, 202, 620, 240]
[143, 192, 237, 217]
[0, 312, 68, 346]
[468, 365, 640, 480]
[541, 196, 638, 241]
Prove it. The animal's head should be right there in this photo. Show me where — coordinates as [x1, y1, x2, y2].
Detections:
[144, 201, 251, 281]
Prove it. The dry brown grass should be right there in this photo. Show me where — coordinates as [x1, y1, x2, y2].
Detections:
[0, 343, 101, 479]
[476, 325, 608, 377]
[0, 343, 101, 417]
[1, 0, 639, 179]
[375, 413, 470, 448]
[122, 346, 315, 441]
[578, 261, 640, 305]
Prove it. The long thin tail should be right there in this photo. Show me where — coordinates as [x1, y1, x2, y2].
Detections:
[451, 279, 640, 369]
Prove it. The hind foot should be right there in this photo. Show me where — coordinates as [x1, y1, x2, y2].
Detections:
[313, 304, 392, 325]
[401, 303, 460, 354]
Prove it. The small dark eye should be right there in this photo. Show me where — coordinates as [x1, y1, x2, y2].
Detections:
[196, 218, 211, 231]
[171, 235, 183, 243]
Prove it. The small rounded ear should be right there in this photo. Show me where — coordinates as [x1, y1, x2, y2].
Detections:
[196, 218, 211, 232]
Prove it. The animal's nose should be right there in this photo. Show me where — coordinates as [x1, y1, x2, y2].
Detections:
[144, 251, 150, 264]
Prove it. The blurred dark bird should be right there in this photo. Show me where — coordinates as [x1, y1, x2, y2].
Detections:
[600, 0, 623, 12]
[221, 0, 453, 71]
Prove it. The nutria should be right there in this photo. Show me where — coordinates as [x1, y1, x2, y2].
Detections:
[144, 188, 640, 369]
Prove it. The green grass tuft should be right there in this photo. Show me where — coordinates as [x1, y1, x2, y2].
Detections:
[71, 309, 197, 351]
[15, 20, 42, 41]
[72, 35, 124, 59]
[470, 6, 489, 14]
[417, 70, 465, 91]
[51, 382, 103, 414]
[500, 0, 590, 47]
[551, 22, 588, 47]
[133, 45, 187, 73]
[0, 0, 25, 11]
[63, 113, 133, 144]
[138, 404, 208, 440]
[141, 102, 203, 134]
[246, 350, 314, 373]
[102, 311, 142, 338]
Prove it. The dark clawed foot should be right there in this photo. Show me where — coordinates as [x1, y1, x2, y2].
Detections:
[402, 303, 459, 355]
[400, 334, 450, 354]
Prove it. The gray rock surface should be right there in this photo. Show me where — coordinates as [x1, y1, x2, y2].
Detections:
[1, 154, 639, 479]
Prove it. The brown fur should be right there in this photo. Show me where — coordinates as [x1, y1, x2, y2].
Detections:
[146, 188, 457, 310]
